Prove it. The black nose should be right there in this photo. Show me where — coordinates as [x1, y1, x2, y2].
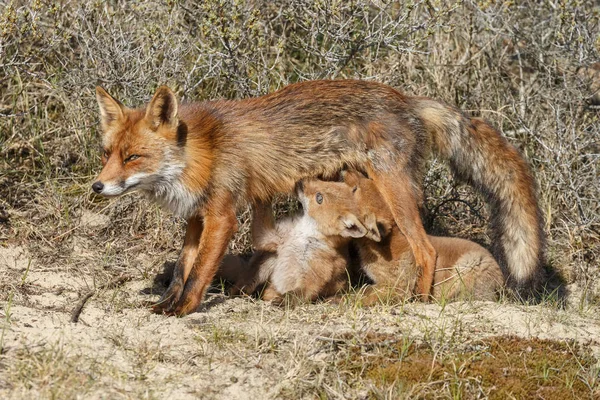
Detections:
[92, 181, 104, 193]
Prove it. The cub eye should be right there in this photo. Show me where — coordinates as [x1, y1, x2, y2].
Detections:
[102, 149, 110, 159]
[124, 154, 140, 163]
[316, 192, 323, 204]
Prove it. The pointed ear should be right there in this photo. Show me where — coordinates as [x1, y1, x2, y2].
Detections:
[362, 213, 382, 242]
[145, 86, 178, 130]
[339, 213, 368, 238]
[342, 170, 362, 188]
[96, 86, 125, 131]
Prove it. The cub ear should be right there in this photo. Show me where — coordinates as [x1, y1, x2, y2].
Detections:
[342, 170, 366, 188]
[339, 213, 368, 238]
[341, 170, 361, 187]
[362, 213, 382, 242]
[145, 86, 178, 130]
[96, 86, 126, 131]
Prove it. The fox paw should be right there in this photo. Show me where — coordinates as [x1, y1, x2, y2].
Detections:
[170, 295, 202, 316]
[170, 277, 208, 316]
[414, 274, 434, 302]
[152, 279, 184, 314]
[269, 296, 286, 307]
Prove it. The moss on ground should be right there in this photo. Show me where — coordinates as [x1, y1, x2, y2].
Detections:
[341, 334, 599, 399]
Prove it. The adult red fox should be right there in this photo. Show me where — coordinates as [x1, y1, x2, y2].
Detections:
[93, 80, 544, 315]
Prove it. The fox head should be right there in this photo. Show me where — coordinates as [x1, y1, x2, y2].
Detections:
[296, 178, 381, 242]
[342, 170, 394, 239]
[92, 86, 184, 198]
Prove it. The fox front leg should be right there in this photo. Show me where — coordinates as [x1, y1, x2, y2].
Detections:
[152, 216, 203, 314]
[170, 195, 238, 316]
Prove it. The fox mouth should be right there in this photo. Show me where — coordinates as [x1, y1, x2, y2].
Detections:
[120, 181, 141, 195]
[94, 172, 152, 197]
[95, 181, 141, 197]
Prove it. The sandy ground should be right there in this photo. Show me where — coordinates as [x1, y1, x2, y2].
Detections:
[1, 230, 600, 399]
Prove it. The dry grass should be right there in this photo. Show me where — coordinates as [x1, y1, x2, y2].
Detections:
[1, 0, 600, 398]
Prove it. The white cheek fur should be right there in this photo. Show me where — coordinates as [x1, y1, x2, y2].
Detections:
[100, 183, 125, 196]
[99, 147, 203, 218]
[124, 172, 150, 188]
[142, 148, 202, 218]
[101, 172, 150, 196]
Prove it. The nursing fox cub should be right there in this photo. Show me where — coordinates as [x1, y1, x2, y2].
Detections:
[217, 180, 367, 303]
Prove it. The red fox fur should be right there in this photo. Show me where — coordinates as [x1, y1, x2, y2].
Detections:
[341, 171, 503, 304]
[93, 80, 544, 315]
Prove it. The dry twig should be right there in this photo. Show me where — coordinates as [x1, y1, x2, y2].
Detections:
[70, 274, 134, 323]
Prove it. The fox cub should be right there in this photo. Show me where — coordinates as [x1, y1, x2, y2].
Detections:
[341, 171, 504, 304]
[217, 179, 368, 303]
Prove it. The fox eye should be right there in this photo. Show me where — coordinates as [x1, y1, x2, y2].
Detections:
[124, 154, 140, 163]
[102, 149, 110, 159]
[315, 192, 323, 204]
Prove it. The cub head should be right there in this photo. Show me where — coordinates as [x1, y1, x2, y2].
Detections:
[92, 86, 182, 197]
[296, 178, 380, 241]
[342, 170, 393, 239]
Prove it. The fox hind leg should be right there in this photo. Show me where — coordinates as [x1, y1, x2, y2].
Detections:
[367, 166, 437, 300]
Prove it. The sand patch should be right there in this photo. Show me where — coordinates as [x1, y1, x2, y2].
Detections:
[0, 245, 31, 271]
[79, 210, 110, 229]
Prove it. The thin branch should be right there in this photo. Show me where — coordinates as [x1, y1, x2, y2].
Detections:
[70, 274, 134, 323]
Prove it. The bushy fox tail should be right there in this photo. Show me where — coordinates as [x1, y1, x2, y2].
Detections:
[413, 99, 545, 297]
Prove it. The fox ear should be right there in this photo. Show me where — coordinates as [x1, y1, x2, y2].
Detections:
[342, 170, 362, 188]
[362, 213, 382, 242]
[339, 213, 368, 238]
[146, 86, 178, 130]
[96, 86, 125, 131]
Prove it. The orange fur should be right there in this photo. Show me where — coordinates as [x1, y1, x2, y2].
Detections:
[217, 181, 366, 304]
[218, 174, 503, 305]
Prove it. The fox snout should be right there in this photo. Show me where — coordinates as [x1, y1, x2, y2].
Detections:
[91, 174, 146, 197]
[92, 181, 104, 194]
[295, 180, 307, 210]
[91, 178, 124, 197]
